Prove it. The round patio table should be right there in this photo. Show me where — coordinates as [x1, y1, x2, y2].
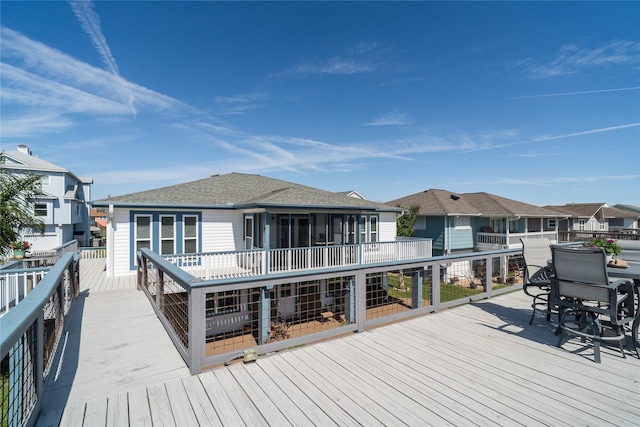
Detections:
[607, 261, 640, 358]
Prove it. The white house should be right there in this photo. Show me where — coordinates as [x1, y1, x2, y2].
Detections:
[92, 173, 410, 277]
[2, 145, 93, 250]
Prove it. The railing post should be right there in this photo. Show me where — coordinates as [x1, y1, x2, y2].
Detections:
[412, 269, 423, 309]
[260, 287, 272, 344]
[355, 271, 366, 332]
[484, 256, 493, 291]
[431, 263, 441, 309]
[188, 287, 203, 375]
[36, 310, 45, 420]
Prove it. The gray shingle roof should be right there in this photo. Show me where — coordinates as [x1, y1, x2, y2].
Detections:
[543, 203, 604, 218]
[387, 189, 563, 217]
[93, 173, 400, 212]
[2, 149, 68, 173]
[545, 203, 639, 219]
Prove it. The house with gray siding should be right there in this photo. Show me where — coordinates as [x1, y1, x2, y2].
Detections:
[1, 145, 93, 250]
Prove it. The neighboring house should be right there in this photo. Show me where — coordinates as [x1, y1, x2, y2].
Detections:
[92, 173, 410, 277]
[1, 145, 93, 250]
[611, 204, 640, 232]
[544, 203, 640, 234]
[90, 208, 107, 244]
[387, 189, 562, 255]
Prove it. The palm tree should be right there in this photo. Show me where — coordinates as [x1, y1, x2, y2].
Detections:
[0, 155, 45, 257]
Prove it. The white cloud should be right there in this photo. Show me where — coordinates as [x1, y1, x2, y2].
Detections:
[519, 40, 640, 80]
[0, 112, 74, 138]
[508, 86, 640, 99]
[463, 123, 640, 153]
[363, 111, 412, 126]
[68, 0, 137, 116]
[1, 27, 198, 132]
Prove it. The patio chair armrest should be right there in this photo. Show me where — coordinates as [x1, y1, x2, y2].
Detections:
[609, 278, 634, 290]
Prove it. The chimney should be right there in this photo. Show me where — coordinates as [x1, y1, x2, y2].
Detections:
[17, 144, 32, 155]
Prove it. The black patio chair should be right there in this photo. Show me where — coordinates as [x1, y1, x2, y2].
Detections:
[521, 238, 553, 325]
[551, 245, 635, 363]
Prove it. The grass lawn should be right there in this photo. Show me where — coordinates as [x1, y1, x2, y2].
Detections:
[387, 273, 485, 303]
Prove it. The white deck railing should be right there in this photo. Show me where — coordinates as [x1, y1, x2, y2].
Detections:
[477, 231, 557, 247]
[164, 239, 432, 280]
[0, 268, 49, 317]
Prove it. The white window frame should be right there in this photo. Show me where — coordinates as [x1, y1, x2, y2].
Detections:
[578, 219, 585, 231]
[134, 215, 152, 254]
[244, 215, 254, 249]
[547, 219, 556, 229]
[599, 218, 606, 230]
[183, 215, 198, 254]
[359, 215, 379, 243]
[159, 215, 176, 255]
[370, 216, 378, 243]
[34, 202, 48, 217]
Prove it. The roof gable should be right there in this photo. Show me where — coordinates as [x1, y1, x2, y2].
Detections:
[543, 203, 605, 218]
[1, 149, 69, 173]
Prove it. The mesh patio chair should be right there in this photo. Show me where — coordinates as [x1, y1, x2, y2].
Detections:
[521, 238, 553, 325]
[551, 245, 635, 363]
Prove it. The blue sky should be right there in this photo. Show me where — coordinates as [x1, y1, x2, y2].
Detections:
[1, 1, 639, 207]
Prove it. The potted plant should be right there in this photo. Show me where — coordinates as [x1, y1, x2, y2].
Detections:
[9, 240, 31, 259]
[585, 238, 621, 262]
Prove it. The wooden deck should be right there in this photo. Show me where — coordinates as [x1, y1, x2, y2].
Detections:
[38, 259, 640, 426]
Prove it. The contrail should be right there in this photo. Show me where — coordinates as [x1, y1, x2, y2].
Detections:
[68, 0, 137, 116]
[464, 122, 640, 153]
[507, 86, 640, 100]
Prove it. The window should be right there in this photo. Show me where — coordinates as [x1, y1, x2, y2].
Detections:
[599, 219, 605, 230]
[184, 216, 197, 253]
[370, 216, 378, 242]
[359, 215, 380, 243]
[346, 215, 356, 244]
[578, 219, 585, 231]
[244, 215, 254, 249]
[547, 219, 556, 229]
[34, 203, 48, 217]
[135, 215, 152, 252]
[160, 216, 175, 255]
[39, 175, 50, 186]
[454, 217, 471, 230]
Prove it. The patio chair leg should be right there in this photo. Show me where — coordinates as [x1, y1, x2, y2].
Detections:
[529, 304, 536, 325]
[593, 318, 601, 364]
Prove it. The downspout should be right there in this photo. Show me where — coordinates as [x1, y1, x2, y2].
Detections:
[106, 204, 114, 278]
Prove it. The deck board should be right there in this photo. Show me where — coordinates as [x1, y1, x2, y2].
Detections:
[38, 258, 640, 427]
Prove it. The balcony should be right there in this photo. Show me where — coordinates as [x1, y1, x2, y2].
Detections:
[163, 238, 433, 280]
[476, 230, 558, 250]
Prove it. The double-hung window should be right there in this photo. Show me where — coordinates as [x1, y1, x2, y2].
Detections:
[135, 215, 152, 252]
[183, 215, 198, 253]
[359, 215, 379, 243]
[160, 215, 175, 255]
